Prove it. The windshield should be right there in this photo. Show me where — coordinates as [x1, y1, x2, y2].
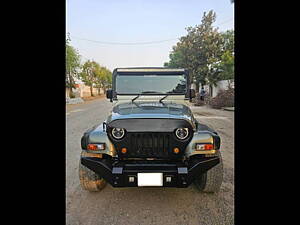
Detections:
[115, 74, 187, 94]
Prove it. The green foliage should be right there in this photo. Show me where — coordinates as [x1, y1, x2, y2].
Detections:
[221, 30, 234, 53]
[79, 60, 112, 95]
[66, 42, 81, 90]
[209, 30, 234, 86]
[164, 48, 187, 69]
[94, 66, 112, 93]
[164, 10, 234, 90]
[80, 60, 97, 86]
[79, 60, 98, 96]
[217, 50, 234, 81]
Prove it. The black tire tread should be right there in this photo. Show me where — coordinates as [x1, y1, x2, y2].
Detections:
[195, 151, 223, 193]
[79, 151, 106, 192]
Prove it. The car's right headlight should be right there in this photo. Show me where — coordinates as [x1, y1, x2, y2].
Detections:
[111, 127, 125, 139]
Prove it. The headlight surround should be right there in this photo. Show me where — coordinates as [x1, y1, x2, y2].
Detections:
[175, 128, 189, 140]
[111, 127, 125, 139]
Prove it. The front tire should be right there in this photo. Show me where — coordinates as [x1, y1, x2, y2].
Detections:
[194, 152, 223, 193]
[79, 151, 106, 192]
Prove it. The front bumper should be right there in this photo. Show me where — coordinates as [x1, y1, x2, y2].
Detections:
[81, 156, 220, 188]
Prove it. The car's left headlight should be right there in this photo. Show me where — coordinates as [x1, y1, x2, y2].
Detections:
[111, 127, 125, 139]
[175, 128, 189, 140]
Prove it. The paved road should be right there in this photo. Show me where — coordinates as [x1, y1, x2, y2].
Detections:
[66, 98, 234, 225]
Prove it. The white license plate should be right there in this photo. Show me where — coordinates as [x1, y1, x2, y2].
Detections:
[137, 173, 163, 186]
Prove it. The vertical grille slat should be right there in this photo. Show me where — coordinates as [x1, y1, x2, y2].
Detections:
[151, 133, 154, 156]
[164, 134, 168, 155]
[162, 134, 165, 155]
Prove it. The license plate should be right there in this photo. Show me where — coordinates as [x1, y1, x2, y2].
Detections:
[137, 173, 163, 186]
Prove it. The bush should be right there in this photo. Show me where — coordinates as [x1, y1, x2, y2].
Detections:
[194, 93, 205, 106]
[194, 93, 212, 106]
[69, 92, 75, 98]
[210, 88, 234, 109]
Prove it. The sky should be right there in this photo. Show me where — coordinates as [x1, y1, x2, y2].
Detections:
[66, 0, 234, 71]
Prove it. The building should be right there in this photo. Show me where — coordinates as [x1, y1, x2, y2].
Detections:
[202, 79, 234, 98]
[66, 83, 103, 98]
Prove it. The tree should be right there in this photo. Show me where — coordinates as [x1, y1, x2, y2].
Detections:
[66, 39, 81, 97]
[164, 10, 224, 92]
[79, 61, 112, 96]
[94, 66, 112, 94]
[80, 60, 99, 96]
[208, 30, 234, 87]
[164, 11, 234, 92]
[221, 29, 234, 53]
[216, 50, 234, 88]
[164, 48, 187, 68]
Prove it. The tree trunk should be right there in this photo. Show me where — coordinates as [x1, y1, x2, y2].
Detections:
[90, 86, 93, 96]
[227, 80, 233, 89]
[69, 87, 73, 97]
[209, 85, 213, 97]
[68, 73, 74, 97]
[195, 83, 200, 93]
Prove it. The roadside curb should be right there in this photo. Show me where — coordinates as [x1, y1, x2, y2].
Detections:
[222, 107, 234, 111]
[66, 97, 84, 105]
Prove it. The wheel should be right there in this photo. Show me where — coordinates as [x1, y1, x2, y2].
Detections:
[79, 151, 106, 192]
[194, 151, 223, 193]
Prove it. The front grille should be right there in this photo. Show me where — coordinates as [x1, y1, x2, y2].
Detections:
[127, 133, 171, 158]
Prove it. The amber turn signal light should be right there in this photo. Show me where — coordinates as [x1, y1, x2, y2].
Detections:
[121, 147, 127, 154]
[173, 147, 180, 154]
[87, 143, 105, 151]
[196, 143, 214, 151]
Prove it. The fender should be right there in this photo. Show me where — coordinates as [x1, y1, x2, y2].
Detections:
[81, 122, 116, 157]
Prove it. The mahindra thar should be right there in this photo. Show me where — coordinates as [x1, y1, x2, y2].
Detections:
[79, 67, 223, 193]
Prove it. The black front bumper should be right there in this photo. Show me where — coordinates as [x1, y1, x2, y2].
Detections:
[81, 156, 220, 188]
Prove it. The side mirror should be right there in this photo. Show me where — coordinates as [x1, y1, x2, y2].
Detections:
[106, 89, 113, 102]
[190, 89, 196, 99]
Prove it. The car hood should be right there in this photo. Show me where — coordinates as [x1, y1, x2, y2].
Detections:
[106, 101, 196, 128]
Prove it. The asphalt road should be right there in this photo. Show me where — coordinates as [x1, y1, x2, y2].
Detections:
[66, 98, 234, 225]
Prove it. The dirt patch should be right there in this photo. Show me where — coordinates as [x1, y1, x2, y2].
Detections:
[193, 111, 215, 116]
[66, 95, 106, 112]
[82, 94, 105, 101]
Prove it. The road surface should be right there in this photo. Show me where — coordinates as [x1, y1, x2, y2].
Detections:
[66, 98, 234, 225]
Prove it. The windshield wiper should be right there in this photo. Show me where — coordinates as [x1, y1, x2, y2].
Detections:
[159, 94, 169, 103]
[132, 91, 167, 103]
[131, 94, 140, 102]
[132, 91, 162, 102]
[159, 90, 177, 103]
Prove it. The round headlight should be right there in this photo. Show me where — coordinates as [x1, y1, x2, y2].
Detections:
[175, 128, 189, 140]
[111, 128, 125, 139]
